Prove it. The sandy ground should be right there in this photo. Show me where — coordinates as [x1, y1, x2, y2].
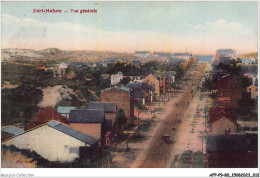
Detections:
[166, 91, 208, 167]
[1, 83, 19, 89]
[38, 85, 86, 108]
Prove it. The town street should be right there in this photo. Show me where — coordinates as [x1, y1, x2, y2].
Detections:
[136, 65, 204, 168]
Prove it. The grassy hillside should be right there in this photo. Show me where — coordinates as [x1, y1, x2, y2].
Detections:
[239, 52, 258, 59]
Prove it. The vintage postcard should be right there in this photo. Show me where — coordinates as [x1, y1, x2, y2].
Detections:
[1, 1, 259, 177]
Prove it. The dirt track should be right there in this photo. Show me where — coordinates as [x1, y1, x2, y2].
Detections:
[138, 66, 203, 168]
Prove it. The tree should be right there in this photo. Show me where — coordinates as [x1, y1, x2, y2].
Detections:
[116, 109, 127, 132]
[1, 84, 43, 127]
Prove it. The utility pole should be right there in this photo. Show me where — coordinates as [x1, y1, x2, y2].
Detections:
[159, 96, 161, 109]
[148, 106, 150, 119]
[201, 136, 203, 153]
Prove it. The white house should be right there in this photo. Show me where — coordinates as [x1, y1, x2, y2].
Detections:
[2, 120, 97, 162]
[58, 63, 70, 69]
[111, 71, 124, 85]
[172, 53, 193, 61]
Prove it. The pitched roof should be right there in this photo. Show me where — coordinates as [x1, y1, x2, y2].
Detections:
[206, 134, 258, 153]
[57, 106, 76, 114]
[217, 75, 241, 92]
[107, 58, 118, 63]
[146, 71, 161, 80]
[86, 102, 117, 113]
[208, 107, 236, 125]
[1, 126, 25, 136]
[126, 82, 154, 91]
[69, 109, 105, 123]
[59, 63, 69, 69]
[29, 107, 69, 129]
[102, 85, 132, 93]
[164, 73, 173, 79]
[47, 120, 97, 145]
[133, 87, 146, 98]
[124, 68, 151, 76]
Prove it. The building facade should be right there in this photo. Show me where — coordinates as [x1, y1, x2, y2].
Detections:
[3, 121, 97, 162]
[101, 86, 134, 125]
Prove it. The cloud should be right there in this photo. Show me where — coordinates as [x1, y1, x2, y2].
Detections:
[1, 14, 257, 54]
[187, 18, 252, 34]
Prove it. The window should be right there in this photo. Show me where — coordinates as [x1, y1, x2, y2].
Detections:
[69, 147, 79, 155]
[249, 88, 251, 92]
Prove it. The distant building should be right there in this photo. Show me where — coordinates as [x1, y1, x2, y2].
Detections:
[107, 58, 119, 64]
[3, 120, 98, 162]
[28, 107, 69, 130]
[100, 74, 110, 86]
[59, 63, 70, 69]
[68, 62, 89, 69]
[134, 51, 150, 58]
[144, 72, 166, 96]
[101, 85, 134, 126]
[241, 65, 258, 76]
[111, 71, 124, 85]
[167, 57, 186, 66]
[240, 58, 256, 65]
[126, 82, 155, 104]
[164, 72, 176, 91]
[206, 134, 258, 168]
[131, 59, 142, 66]
[215, 49, 236, 65]
[152, 52, 162, 57]
[37, 61, 46, 69]
[172, 53, 193, 61]
[123, 69, 150, 83]
[99, 60, 108, 67]
[1, 126, 25, 142]
[53, 67, 66, 78]
[119, 58, 128, 64]
[246, 85, 258, 100]
[87, 63, 97, 68]
[66, 71, 76, 79]
[57, 106, 76, 119]
[157, 53, 172, 63]
[208, 107, 237, 135]
[197, 56, 214, 63]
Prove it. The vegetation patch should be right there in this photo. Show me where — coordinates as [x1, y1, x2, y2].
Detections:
[128, 135, 146, 143]
[137, 120, 154, 132]
[2, 145, 112, 168]
[177, 150, 205, 168]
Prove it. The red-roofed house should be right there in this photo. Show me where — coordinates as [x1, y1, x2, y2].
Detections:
[28, 107, 69, 129]
[208, 107, 237, 135]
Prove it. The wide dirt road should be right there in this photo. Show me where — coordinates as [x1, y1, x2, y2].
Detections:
[138, 66, 204, 168]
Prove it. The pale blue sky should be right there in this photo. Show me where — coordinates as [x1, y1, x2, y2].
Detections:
[1, 1, 258, 54]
